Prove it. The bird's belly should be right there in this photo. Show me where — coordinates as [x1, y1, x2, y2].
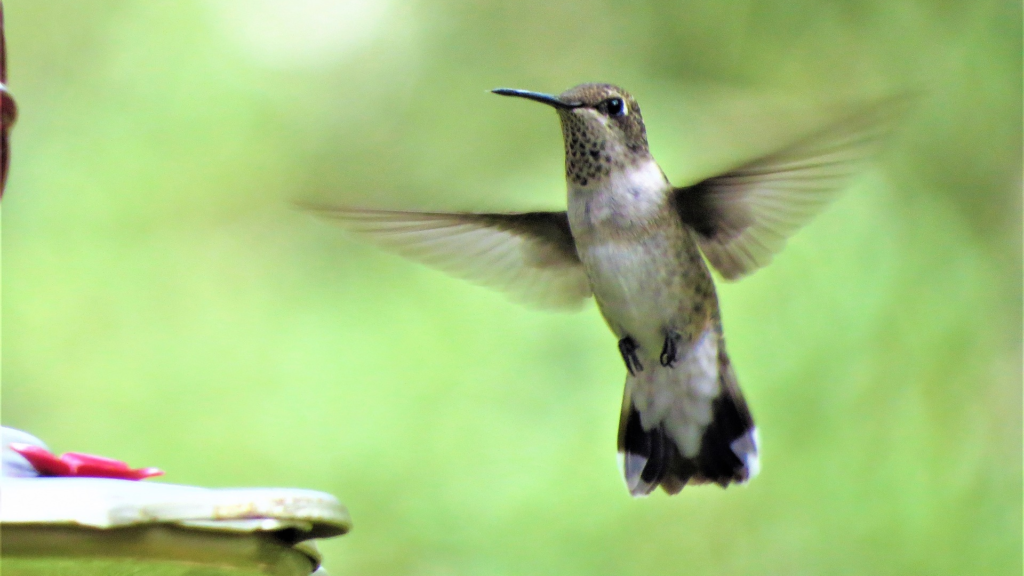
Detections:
[581, 235, 688, 354]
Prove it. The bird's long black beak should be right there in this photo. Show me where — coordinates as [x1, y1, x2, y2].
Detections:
[491, 88, 581, 110]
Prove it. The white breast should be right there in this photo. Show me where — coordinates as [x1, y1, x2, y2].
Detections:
[567, 160, 683, 353]
[581, 234, 681, 353]
[568, 159, 668, 228]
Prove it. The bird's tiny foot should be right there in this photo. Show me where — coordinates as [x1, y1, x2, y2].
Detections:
[660, 330, 682, 367]
[618, 336, 643, 376]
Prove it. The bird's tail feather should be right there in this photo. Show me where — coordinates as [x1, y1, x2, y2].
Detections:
[617, 345, 758, 496]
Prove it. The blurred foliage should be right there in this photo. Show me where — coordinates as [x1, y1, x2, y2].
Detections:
[2, 0, 1020, 574]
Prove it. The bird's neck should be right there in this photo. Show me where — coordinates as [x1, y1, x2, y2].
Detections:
[567, 159, 671, 231]
[570, 158, 667, 195]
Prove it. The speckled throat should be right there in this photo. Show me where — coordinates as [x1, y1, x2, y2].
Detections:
[557, 112, 652, 188]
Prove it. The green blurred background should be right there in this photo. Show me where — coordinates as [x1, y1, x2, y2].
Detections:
[3, 1, 1020, 574]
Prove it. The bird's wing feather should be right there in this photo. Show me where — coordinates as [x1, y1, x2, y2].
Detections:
[304, 206, 592, 310]
[674, 96, 908, 280]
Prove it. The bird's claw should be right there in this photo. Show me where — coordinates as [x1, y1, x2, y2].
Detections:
[660, 331, 682, 367]
[618, 336, 643, 376]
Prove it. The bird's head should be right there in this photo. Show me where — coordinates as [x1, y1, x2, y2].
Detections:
[493, 83, 651, 188]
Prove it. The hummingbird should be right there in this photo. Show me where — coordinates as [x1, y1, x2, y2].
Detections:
[306, 84, 902, 496]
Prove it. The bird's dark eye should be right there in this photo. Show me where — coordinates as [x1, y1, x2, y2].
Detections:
[600, 97, 626, 117]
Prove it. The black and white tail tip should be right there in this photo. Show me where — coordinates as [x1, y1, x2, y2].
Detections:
[618, 384, 759, 496]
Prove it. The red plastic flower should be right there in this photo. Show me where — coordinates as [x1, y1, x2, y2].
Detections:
[9, 443, 164, 480]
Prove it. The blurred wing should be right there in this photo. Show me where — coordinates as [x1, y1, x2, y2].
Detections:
[305, 206, 592, 310]
[674, 96, 908, 280]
